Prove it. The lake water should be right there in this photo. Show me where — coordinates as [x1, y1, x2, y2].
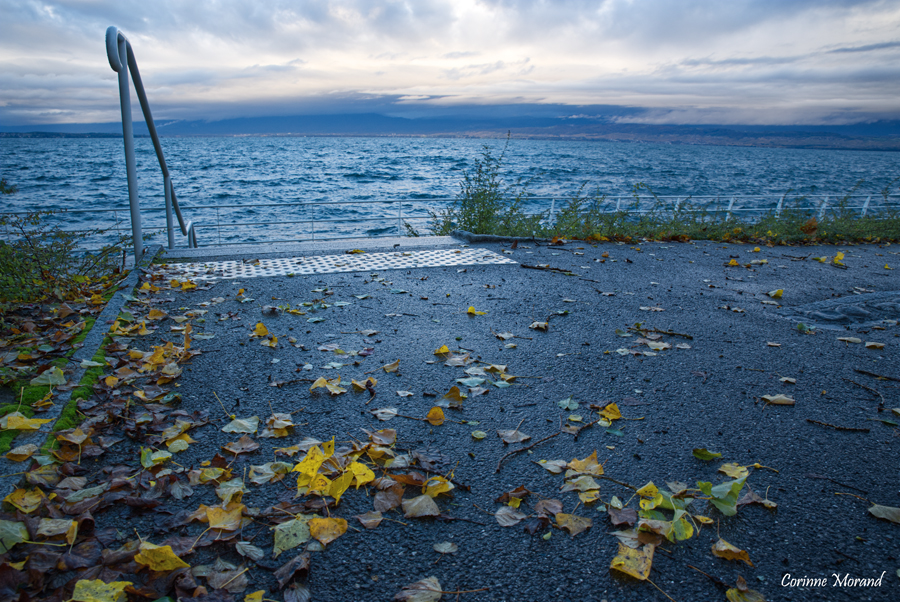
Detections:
[2, 136, 899, 247]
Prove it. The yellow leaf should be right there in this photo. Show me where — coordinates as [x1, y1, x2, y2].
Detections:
[206, 506, 243, 531]
[251, 322, 269, 337]
[442, 386, 467, 403]
[423, 475, 454, 498]
[693, 514, 714, 525]
[555, 513, 592, 537]
[5, 444, 38, 462]
[4, 414, 52, 432]
[433, 345, 450, 355]
[727, 259, 740, 267]
[767, 289, 783, 299]
[147, 308, 168, 320]
[260, 336, 277, 348]
[712, 538, 754, 566]
[382, 359, 400, 373]
[244, 591, 265, 602]
[71, 579, 132, 602]
[718, 463, 750, 479]
[425, 406, 445, 426]
[566, 450, 604, 476]
[134, 542, 190, 571]
[327, 471, 355, 503]
[600, 402, 621, 421]
[348, 462, 375, 489]
[309, 517, 347, 545]
[3, 488, 45, 513]
[610, 543, 654, 580]
[467, 306, 487, 316]
[104, 375, 119, 388]
[636, 481, 658, 498]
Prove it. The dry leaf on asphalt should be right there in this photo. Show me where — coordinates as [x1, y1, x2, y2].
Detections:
[393, 576, 442, 602]
[712, 538, 754, 566]
[762, 394, 795, 405]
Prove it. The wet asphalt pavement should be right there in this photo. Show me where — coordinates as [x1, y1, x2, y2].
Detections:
[143, 237, 900, 601]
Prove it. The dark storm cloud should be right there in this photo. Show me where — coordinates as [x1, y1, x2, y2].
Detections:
[1, 0, 899, 126]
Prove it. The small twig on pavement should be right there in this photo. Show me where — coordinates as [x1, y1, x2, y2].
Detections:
[496, 431, 560, 473]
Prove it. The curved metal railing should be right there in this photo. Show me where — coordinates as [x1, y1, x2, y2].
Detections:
[106, 26, 197, 260]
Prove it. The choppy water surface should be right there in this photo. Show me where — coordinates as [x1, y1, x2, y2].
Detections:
[2, 136, 899, 246]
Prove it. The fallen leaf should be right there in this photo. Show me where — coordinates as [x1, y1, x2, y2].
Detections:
[495, 506, 527, 527]
[70, 580, 132, 602]
[3, 488, 45, 513]
[134, 542, 190, 571]
[768, 289, 783, 298]
[712, 538, 754, 566]
[837, 337, 862, 344]
[529, 321, 548, 331]
[868, 504, 900, 524]
[498, 427, 530, 444]
[762, 394, 795, 405]
[865, 342, 885, 350]
[309, 517, 347, 545]
[692, 448, 722, 461]
[383, 359, 400, 373]
[610, 543, 654, 580]
[718, 463, 750, 479]
[555, 513, 592, 537]
[356, 511, 383, 529]
[251, 322, 269, 337]
[29, 366, 66, 386]
[272, 516, 313, 558]
[5, 444, 38, 462]
[223, 435, 260, 456]
[222, 416, 260, 434]
[433, 541, 457, 554]
[425, 407, 445, 426]
[467, 306, 487, 316]
[393, 576, 442, 602]
[402, 495, 440, 518]
[725, 576, 766, 602]
[371, 408, 398, 421]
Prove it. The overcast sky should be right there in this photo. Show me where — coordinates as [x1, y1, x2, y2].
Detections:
[2, 0, 900, 126]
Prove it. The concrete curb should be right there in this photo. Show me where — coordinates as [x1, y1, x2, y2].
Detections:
[450, 229, 557, 243]
[0, 245, 163, 497]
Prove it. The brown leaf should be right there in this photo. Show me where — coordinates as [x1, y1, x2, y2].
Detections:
[534, 498, 563, 516]
[274, 553, 310, 589]
[222, 435, 260, 456]
[712, 538, 754, 566]
[374, 484, 405, 513]
[355, 511, 383, 530]
[555, 513, 592, 537]
[608, 507, 638, 527]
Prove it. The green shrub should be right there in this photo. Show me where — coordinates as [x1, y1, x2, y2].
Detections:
[429, 137, 546, 237]
[0, 210, 130, 303]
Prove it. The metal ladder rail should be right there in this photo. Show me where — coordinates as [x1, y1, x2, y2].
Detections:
[106, 26, 197, 261]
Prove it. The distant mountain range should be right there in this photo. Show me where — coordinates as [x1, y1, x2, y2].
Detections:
[3, 114, 900, 150]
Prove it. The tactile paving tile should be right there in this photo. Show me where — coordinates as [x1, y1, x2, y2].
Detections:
[162, 248, 516, 280]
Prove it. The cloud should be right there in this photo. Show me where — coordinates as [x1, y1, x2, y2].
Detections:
[1, 0, 900, 125]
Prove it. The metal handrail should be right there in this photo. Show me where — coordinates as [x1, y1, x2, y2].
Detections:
[106, 26, 197, 261]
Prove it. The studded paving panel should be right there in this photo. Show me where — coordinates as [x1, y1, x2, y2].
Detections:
[163, 248, 516, 280]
